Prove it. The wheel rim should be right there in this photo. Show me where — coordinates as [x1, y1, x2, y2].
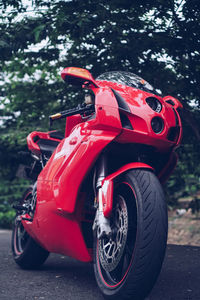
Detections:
[14, 219, 29, 255]
[13, 191, 32, 256]
[96, 182, 137, 287]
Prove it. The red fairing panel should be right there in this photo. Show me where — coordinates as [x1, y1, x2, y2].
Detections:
[65, 114, 83, 137]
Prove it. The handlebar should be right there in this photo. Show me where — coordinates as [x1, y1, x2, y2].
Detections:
[49, 104, 95, 126]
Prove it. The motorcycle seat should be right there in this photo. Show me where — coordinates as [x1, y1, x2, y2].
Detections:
[48, 131, 64, 140]
[37, 138, 60, 157]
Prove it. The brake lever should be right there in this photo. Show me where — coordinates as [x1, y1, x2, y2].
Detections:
[49, 104, 95, 128]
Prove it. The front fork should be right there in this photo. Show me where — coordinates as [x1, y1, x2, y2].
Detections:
[92, 153, 112, 239]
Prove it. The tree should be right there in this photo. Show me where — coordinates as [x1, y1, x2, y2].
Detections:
[0, 0, 199, 226]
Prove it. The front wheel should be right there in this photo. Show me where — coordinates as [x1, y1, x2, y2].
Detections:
[94, 169, 168, 300]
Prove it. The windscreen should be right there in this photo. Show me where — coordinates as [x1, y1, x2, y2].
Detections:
[96, 71, 161, 95]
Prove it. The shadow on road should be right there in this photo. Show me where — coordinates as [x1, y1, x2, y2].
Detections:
[0, 230, 200, 300]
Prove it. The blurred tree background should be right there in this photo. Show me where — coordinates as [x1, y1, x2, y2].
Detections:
[0, 0, 200, 227]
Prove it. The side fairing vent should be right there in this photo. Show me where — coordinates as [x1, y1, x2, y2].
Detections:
[167, 108, 180, 142]
[119, 111, 133, 130]
[111, 89, 131, 112]
[111, 88, 133, 130]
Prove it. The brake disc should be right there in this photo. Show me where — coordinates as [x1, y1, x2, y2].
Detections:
[98, 195, 128, 272]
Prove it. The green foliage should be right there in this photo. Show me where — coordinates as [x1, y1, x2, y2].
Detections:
[0, 178, 30, 228]
[0, 211, 16, 229]
[0, 0, 200, 227]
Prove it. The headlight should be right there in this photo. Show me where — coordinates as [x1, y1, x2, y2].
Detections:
[151, 117, 164, 134]
[146, 97, 162, 113]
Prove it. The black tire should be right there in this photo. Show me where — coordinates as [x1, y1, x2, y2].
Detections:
[94, 169, 168, 300]
[11, 188, 49, 269]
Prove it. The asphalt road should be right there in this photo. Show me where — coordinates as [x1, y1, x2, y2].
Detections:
[0, 230, 200, 300]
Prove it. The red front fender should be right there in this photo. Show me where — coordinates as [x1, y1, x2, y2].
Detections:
[101, 162, 154, 218]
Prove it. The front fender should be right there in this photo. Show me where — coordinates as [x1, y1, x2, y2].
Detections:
[101, 162, 154, 218]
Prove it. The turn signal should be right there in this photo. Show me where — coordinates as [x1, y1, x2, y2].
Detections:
[50, 113, 62, 120]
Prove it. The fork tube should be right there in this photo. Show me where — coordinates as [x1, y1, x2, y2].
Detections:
[96, 153, 107, 190]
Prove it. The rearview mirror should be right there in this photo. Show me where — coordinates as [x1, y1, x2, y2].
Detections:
[61, 67, 99, 87]
[163, 96, 183, 109]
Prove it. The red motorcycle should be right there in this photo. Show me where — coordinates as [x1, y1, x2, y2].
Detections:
[12, 67, 182, 300]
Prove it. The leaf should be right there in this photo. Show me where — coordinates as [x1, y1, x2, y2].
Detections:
[33, 24, 45, 43]
[0, 40, 9, 47]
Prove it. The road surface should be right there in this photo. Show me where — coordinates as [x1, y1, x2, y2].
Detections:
[0, 230, 199, 300]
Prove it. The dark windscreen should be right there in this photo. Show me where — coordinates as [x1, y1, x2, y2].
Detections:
[96, 71, 161, 95]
